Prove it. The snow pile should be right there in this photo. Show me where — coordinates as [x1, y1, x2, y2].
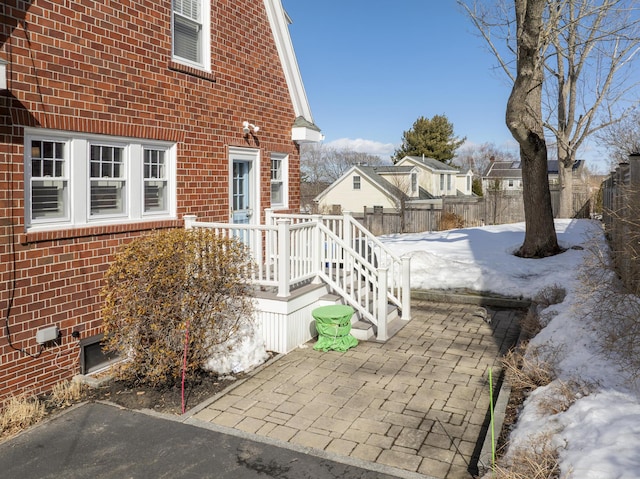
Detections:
[204, 312, 268, 375]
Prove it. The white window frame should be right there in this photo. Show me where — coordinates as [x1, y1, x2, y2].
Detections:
[89, 141, 128, 219]
[24, 128, 177, 232]
[171, 0, 211, 71]
[411, 172, 417, 195]
[270, 152, 288, 209]
[353, 175, 361, 190]
[143, 147, 170, 215]
[27, 137, 70, 225]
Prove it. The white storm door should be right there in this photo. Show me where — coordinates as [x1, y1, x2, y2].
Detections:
[229, 147, 259, 248]
[232, 159, 251, 225]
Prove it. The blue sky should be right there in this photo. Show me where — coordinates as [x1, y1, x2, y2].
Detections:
[283, 1, 518, 162]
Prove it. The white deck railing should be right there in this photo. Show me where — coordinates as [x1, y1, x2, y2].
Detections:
[184, 211, 411, 339]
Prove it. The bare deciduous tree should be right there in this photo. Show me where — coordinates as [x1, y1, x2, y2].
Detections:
[460, 0, 640, 218]
[598, 107, 640, 167]
[300, 143, 386, 183]
[455, 142, 518, 176]
[507, 0, 561, 257]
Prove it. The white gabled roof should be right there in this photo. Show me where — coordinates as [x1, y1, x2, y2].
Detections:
[263, 0, 322, 143]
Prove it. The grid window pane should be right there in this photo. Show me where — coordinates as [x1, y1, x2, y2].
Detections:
[270, 156, 285, 206]
[30, 140, 67, 220]
[90, 145, 125, 214]
[144, 149, 167, 212]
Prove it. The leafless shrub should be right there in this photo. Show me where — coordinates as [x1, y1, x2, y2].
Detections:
[520, 309, 543, 340]
[534, 284, 566, 309]
[438, 211, 465, 230]
[102, 228, 256, 388]
[577, 233, 640, 384]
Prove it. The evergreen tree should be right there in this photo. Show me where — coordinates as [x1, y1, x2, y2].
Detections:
[392, 114, 465, 164]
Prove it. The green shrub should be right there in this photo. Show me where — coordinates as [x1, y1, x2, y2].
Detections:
[101, 228, 255, 388]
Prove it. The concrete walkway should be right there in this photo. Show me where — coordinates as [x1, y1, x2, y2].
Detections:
[188, 300, 522, 479]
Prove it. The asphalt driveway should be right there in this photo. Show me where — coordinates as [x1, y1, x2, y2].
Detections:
[0, 401, 402, 479]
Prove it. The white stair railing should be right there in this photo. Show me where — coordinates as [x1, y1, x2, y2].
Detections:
[186, 211, 411, 339]
[266, 210, 411, 323]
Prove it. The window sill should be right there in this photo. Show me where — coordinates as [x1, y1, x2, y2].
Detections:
[21, 219, 183, 244]
[168, 61, 216, 83]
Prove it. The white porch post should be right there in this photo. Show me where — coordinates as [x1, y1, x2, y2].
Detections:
[265, 208, 273, 226]
[277, 219, 291, 298]
[343, 211, 353, 247]
[311, 215, 323, 284]
[401, 255, 411, 320]
[184, 214, 197, 229]
[377, 267, 388, 341]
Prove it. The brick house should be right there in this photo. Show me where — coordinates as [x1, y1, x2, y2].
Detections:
[0, 0, 322, 402]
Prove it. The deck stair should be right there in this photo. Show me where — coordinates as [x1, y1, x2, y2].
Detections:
[184, 211, 411, 352]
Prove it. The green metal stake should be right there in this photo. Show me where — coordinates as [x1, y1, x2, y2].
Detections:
[489, 367, 496, 472]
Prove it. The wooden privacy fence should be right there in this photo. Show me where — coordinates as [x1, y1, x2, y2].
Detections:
[602, 153, 640, 294]
[356, 194, 526, 236]
[355, 188, 592, 236]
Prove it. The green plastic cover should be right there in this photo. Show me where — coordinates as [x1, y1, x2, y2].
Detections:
[312, 305, 358, 352]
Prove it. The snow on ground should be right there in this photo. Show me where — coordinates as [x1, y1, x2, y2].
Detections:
[381, 219, 640, 478]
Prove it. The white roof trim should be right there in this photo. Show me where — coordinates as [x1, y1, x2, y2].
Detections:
[263, 0, 314, 123]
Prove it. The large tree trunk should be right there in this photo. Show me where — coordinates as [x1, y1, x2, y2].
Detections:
[558, 158, 575, 218]
[506, 0, 560, 258]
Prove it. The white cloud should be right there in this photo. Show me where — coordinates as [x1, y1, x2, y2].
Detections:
[324, 138, 397, 160]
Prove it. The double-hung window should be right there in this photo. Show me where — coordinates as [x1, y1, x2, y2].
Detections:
[353, 175, 361, 190]
[144, 148, 168, 213]
[29, 140, 68, 221]
[90, 144, 125, 216]
[25, 129, 176, 231]
[172, 0, 210, 70]
[270, 153, 288, 209]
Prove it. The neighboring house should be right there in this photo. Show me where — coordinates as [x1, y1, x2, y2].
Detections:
[483, 159, 586, 192]
[395, 155, 463, 197]
[455, 167, 474, 197]
[547, 159, 586, 187]
[482, 160, 523, 192]
[0, 0, 322, 402]
[315, 156, 473, 213]
[314, 165, 421, 213]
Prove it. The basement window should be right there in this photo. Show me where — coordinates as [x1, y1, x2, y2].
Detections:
[80, 334, 120, 375]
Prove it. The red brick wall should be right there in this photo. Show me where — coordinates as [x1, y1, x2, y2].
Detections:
[0, 0, 302, 402]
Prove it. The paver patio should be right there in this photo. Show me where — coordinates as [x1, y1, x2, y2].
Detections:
[189, 299, 522, 479]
